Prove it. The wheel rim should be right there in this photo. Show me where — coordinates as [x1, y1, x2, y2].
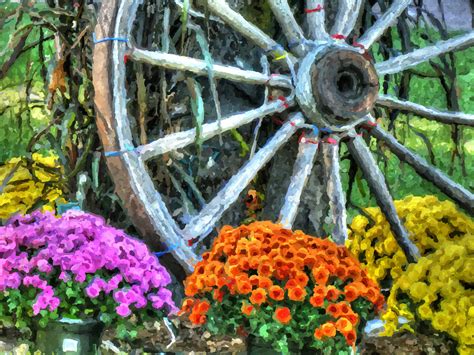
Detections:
[93, 0, 474, 272]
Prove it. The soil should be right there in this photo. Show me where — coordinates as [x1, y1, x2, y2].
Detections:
[360, 331, 457, 355]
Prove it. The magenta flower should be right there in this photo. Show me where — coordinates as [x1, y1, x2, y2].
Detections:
[85, 284, 100, 298]
[37, 260, 52, 273]
[116, 303, 131, 317]
[0, 210, 176, 321]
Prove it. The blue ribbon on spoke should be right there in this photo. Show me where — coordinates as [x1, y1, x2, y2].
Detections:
[104, 144, 139, 157]
[92, 32, 128, 44]
[155, 243, 181, 258]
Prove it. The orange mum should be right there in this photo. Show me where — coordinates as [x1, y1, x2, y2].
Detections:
[325, 285, 341, 301]
[257, 261, 273, 277]
[185, 282, 199, 297]
[274, 307, 292, 324]
[312, 266, 329, 285]
[335, 266, 348, 280]
[205, 274, 218, 287]
[326, 303, 340, 317]
[213, 288, 224, 302]
[347, 266, 361, 281]
[314, 327, 324, 340]
[364, 287, 379, 303]
[344, 329, 357, 346]
[194, 300, 210, 314]
[294, 272, 309, 287]
[268, 285, 285, 301]
[321, 322, 337, 337]
[241, 302, 254, 316]
[237, 279, 252, 295]
[285, 279, 299, 290]
[346, 311, 359, 325]
[336, 317, 353, 333]
[249, 288, 267, 305]
[338, 302, 351, 315]
[343, 284, 359, 302]
[288, 286, 307, 301]
[313, 285, 327, 297]
[258, 276, 273, 289]
[249, 275, 260, 287]
[181, 221, 383, 338]
[189, 312, 206, 325]
[310, 295, 324, 307]
[181, 298, 195, 313]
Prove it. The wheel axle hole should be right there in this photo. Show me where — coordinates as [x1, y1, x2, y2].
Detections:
[337, 73, 356, 94]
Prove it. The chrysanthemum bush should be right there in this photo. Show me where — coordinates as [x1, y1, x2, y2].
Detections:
[0, 154, 65, 220]
[346, 195, 473, 355]
[0, 210, 177, 340]
[347, 195, 473, 283]
[384, 234, 473, 355]
[180, 221, 384, 354]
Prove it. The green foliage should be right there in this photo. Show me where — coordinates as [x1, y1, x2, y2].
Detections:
[344, 27, 474, 220]
[0, 271, 164, 342]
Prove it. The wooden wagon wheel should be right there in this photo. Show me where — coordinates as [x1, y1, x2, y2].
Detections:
[93, 0, 474, 274]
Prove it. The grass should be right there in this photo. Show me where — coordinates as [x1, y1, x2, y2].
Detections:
[342, 26, 474, 218]
[0, 1, 54, 162]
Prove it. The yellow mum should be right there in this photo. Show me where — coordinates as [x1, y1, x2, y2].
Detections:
[0, 154, 65, 220]
[348, 195, 473, 354]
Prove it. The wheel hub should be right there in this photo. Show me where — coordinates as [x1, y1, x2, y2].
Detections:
[296, 45, 379, 131]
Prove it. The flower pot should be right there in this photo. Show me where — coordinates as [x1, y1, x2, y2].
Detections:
[247, 335, 316, 355]
[35, 318, 105, 354]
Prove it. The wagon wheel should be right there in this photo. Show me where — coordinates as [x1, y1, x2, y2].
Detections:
[93, 0, 474, 273]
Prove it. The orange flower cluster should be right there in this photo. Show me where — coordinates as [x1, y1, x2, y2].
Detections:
[181, 222, 384, 345]
[181, 298, 210, 325]
[314, 317, 357, 346]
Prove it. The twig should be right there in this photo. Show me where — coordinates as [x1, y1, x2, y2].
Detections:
[0, 26, 33, 80]
[0, 161, 22, 194]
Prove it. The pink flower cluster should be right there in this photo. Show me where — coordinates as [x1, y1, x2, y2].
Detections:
[0, 210, 177, 317]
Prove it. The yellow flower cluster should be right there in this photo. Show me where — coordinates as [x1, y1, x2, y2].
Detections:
[384, 235, 473, 355]
[0, 153, 65, 220]
[347, 195, 473, 282]
[346, 195, 474, 354]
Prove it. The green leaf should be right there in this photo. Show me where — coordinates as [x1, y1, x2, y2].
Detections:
[70, 306, 79, 315]
[186, 78, 205, 153]
[15, 319, 27, 329]
[249, 318, 259, 332]
[258, 324, 269, 339]
[38, 317, 49, 328]
[116, 323, 128, 339]
[129, 330, 138, 339]
[100, 313, 112, 324]
[65, 287, 75, 298]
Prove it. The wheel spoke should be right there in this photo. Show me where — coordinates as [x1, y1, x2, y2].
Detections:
[130, 48, 293, 88]
[173, 0, 222, 23]
[206, 0, 296, 64]
[182, 113, 305, 240]
[377, 95, 474, 126]
[139, 98, 295, 161]
[358, 0, 411, 49]
[268, 0, 307, 57]
[107, 0, 200, 272]
[322, 142, 348, 245]
[331, 0, 363, 37]
[369, 124, 474, 214]
[346, 135, 420, 263]
[376, 31, 474, 75]
[279, 132, 319, 228]
[305, 0, 328, 41]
